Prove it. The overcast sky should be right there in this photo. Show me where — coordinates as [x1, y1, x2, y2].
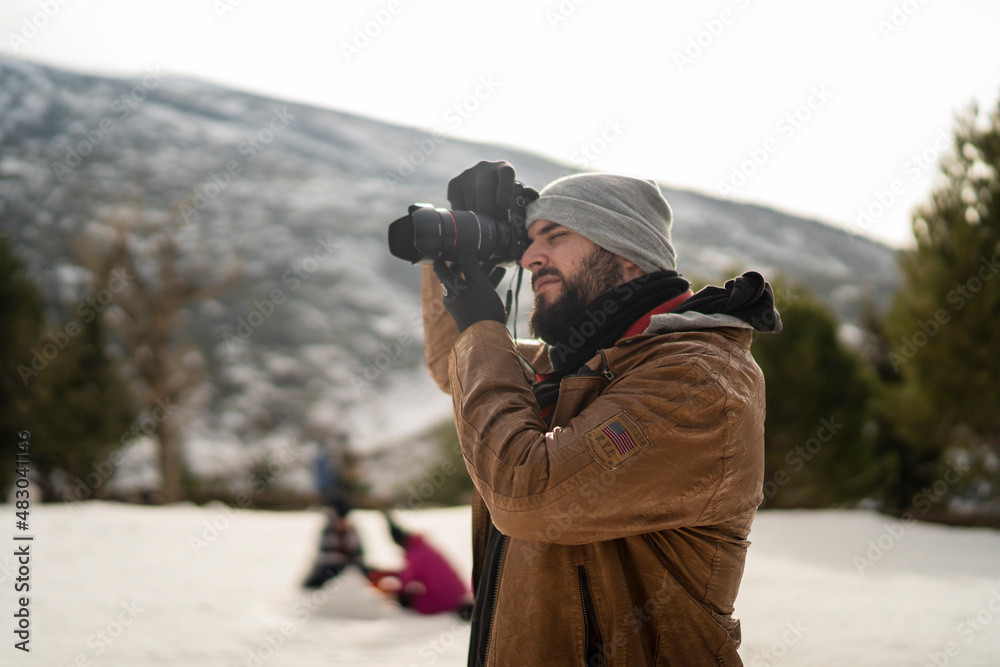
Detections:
[2, 0, 999, 248]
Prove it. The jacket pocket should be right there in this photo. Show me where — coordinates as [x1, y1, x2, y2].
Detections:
[578, 565, 605, 667]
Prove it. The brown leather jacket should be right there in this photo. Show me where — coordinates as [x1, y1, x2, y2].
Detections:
[422, 268, 765, 666]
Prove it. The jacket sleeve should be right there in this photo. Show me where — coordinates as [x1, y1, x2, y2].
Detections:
[448, 320, 763, 545]
[422, 265, 553, 391]
[422, 265, 460, 393]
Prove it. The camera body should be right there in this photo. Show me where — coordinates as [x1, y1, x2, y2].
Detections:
[387, 183, 532, 266]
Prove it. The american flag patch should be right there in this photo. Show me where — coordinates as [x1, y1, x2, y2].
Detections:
[602, 420, 637, 455]
[585, 411, 650, 469]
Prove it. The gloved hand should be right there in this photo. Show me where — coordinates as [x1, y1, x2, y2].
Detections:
[447, 160, 539, 220]
[432, 248, 507, 333]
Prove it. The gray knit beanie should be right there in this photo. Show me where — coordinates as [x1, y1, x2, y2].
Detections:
[525, 173, 676, 273]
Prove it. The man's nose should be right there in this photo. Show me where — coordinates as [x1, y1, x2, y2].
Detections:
[520, 242, 544, 272]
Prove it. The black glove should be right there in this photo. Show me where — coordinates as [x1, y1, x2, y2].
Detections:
[433, 248, 507, 333]
[447, 160, 539, 220]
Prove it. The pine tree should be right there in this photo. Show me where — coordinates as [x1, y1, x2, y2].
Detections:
[0, 240, 46, 490]
[0, 240, 136, 497]
[751, 279, 886, 508]
[857, 305, 940, 515]
[34, 316, 136, 499]
[883, 94, 1000, 512]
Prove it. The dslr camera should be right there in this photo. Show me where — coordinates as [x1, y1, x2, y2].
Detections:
[387, 183, 533, 266]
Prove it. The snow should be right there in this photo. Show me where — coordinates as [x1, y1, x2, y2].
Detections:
[4, 503, 1000, 666]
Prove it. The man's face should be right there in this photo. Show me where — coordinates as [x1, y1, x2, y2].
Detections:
[520, 221, 625, 342]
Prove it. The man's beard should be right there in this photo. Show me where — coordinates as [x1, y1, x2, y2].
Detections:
[528, 247, 624, 344]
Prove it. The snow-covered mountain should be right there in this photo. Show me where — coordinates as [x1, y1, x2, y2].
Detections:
[0, 55, 900, 494]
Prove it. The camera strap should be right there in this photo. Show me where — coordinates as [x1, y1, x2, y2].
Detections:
[507, 265, 542, 380]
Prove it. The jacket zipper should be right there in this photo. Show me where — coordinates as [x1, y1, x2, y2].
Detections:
[476, 531, 507, 666]
[578, 565, 604, 667]
[597, 349, 615, 381]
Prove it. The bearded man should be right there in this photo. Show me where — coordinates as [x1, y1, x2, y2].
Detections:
[422, 161, 782, 666]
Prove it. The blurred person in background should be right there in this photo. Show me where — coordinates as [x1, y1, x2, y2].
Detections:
[365, 512, 473, 619]
[301, 492, 363, 589]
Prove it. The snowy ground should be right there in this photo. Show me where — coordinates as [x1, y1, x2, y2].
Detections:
[3, 502, 1000, 667]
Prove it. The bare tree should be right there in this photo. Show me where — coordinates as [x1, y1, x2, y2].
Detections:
[75, 206, 240, 503]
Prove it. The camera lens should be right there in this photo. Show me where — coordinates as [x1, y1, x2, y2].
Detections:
[388, 190, 529, 266]
[389, 206, 503, 264]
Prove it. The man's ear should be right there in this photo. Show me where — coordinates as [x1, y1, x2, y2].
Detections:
[620, 258, 645, 282]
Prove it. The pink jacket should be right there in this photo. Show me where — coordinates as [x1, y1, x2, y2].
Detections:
[399, 535, 469, 615]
